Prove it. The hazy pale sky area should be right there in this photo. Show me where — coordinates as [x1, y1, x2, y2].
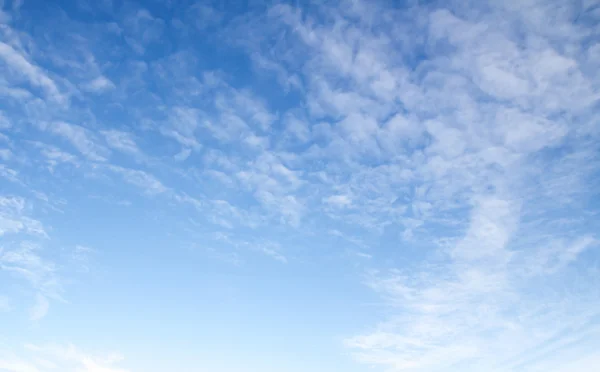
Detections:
[1, 0, 600, 371]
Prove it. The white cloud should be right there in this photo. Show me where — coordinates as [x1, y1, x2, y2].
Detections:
[71, 245, 95, 273]
[101, 130, 141, 156]
[83, 76, 115, 93]
[123, 8, 165, 54]
[226, 1, 600, 370]
[162, 106, 202, 148]
[282, 113, 310, 143]
[48, 122, 110, 162]
[0, 164, 19, 183]
[0, 239, 63, 323]
[0, 242, 60, 291]
[215, 88, 277, 132]
[41, 147, 79, 169]
[236, 152, 306, 226]
[0, 0, 598, 370]
[187, 3, 223, 30]
[208, 232, 289, 264]
[173, 147, 191, 162]
[28, 141, 80, 171]
[106, 165, 168, 195]
[257, 244, 288, 264]
[0, 344, 130, 372]
[323, 194, 352, 208]
[0, 196, 46, 237]
[450, 197, 518, 261]
[0, 42, 65, 104]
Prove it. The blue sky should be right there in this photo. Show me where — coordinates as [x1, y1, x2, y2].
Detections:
[1, 0, 600, 371]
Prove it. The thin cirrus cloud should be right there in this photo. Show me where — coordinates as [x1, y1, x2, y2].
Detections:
[0, 41, 65, 104]
[0, 344, 129, 372]
[0, 0, 598, 371]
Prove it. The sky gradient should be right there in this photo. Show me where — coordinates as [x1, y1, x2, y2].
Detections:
[1, 0, 600, 371]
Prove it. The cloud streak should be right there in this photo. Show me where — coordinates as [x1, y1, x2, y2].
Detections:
[0, 41, 65, 104]
[0, 344, 130, 372]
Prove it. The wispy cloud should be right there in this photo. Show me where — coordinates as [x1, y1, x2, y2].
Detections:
[0, 196, 46, 237]
[0, 241, 62, 318]
[105, 165, 168, 195]
[0, 196, 67, 321]
[123, 8, 165, 55]
[0, 41, 65, 104]
[70, 245, 95, 273]
[256, 242, 288, 264]
[82, 75, 115, 94]
[101, 130, 142, 157]
[162, 106, 203, 148]
[0, 0, 598, 370]
[0, 344, 129, 372]
[29, 141, 80, 172]
[47, 122, 110, 162]
[225, 0, 600, 370]
[207, 231, 289, 264]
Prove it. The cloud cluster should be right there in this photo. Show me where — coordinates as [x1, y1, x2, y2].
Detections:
[223, 0, 600, 370]
[0, 0, 598, 370]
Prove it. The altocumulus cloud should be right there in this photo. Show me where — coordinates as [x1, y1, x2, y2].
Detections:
[0, 0, 599, 371]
